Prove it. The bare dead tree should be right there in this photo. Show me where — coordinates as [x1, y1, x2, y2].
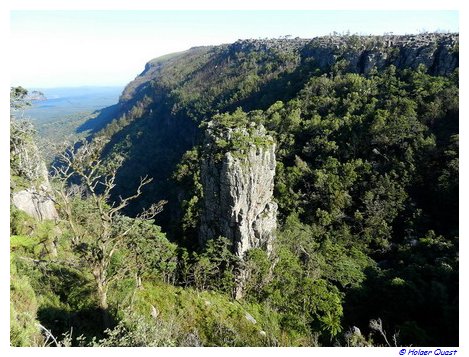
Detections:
[49, 136, 166, 326]
[369, 318, 400, 347]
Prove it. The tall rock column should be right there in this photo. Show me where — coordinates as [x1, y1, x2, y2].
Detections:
[199, 120, 277, 260]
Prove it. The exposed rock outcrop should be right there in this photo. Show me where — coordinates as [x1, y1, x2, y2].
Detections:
[199, 121, 277, 259]
[10, 121, 58, 221]
[12, 186, 57, 221]
[302, 33, 458, 76]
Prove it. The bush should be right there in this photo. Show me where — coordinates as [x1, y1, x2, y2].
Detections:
[10, 206, 37, 236]
[10, 260, 43, 346]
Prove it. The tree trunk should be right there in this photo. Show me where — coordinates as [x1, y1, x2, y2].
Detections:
[136, 274, 142, 289]
[95, 272, 110, 329]
[97, 283, 108, 310]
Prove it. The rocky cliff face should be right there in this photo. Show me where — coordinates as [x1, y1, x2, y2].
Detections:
[199, 122, 277, 259]
[302, 33, 458, 76]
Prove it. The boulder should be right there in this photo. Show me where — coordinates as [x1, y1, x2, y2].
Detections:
[12, 187, 58, 221]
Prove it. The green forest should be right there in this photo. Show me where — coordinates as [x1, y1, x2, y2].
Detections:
[10, 34, 458, 347]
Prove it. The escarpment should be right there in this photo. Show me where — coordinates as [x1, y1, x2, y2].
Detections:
[301, 33, 458, 75]
[87, 32, 458, 238]
[199, 121, 277, 259]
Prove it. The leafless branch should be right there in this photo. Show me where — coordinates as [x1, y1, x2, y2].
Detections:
[37, 323, 59, 347]
[369, 318, 391, 347]
[137, 200, 168, 220]
[109, 175, 153, 217]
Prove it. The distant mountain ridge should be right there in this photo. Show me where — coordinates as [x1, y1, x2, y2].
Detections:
[118, 33, 458, 109]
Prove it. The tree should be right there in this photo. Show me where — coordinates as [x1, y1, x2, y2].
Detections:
[122, 217, 178, 287]
[192, 236, 239, 294]
[50, 136, 166, 325]
[10, 86, 31, 112]
[10, 87, 45, 185]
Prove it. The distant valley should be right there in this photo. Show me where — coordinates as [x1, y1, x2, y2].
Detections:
[26, 86, 122, 123]
[23, 86, 122, 158]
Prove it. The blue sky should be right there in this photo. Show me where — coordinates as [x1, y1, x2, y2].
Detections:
[10, 10, 459, 88]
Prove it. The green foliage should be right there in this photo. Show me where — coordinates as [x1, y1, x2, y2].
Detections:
[203, 108, 274, 162]
[254, 214, 374, 342]
[10, 206, 37, 236]
[11, 86, 30, 109]
[10, 258, 43, 346]
[242, 248, 271, 300]
[172, 147, 203, 245]
[120, 217, 178, 284]
[192, 237, 239, 294]
[10, 227, 107, 344]
[102, 280, 294, 346]
[10, 235, 41, 256]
